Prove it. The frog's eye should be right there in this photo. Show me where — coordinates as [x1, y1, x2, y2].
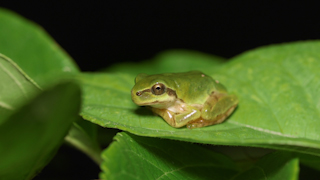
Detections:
[151, 83, 166, 95]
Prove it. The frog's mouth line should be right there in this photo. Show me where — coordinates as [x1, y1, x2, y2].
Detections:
[136, 100, 170, 106]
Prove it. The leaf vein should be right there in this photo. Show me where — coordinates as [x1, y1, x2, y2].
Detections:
[155, 164, 231, 180]
[123, 149, 166, 173]
[247, 80, 284, 133]
[0, 61, 28, 98]
[280, 62, 320, 137]
[229, 121, 297, 138]
[0, 101, 14, 110]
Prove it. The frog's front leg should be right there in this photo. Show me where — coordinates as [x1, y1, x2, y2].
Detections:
[187, 92, 238, 129]
[151, 106, 201, 128]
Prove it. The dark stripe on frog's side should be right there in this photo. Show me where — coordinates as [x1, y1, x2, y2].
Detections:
[137, 88, 176, 97]
[136, 88, 183, 106]
[166, 88, 178, 98]
[136, 87, 181, 101]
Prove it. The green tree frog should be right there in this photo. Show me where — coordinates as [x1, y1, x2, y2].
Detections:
[131, 71, 238, 129]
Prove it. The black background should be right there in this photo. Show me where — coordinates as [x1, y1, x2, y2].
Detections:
[2, 1, 320, 179]
[2, 1, 320, 72]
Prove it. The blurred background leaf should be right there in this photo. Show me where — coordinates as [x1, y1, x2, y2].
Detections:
[0, 54, 40, 123]
[0, 8, 79, 87]
[65, 118, 102, 165]
[0, 8, 103, 179]
[104, 49, 225, 75]
[0, 82, 81, 180]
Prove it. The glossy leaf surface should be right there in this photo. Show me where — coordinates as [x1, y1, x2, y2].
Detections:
[100, 132, 299, 180]
[100, 132, 238, 180]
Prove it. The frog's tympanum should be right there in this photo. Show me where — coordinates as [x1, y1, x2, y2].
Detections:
[131, 71, 238, 129]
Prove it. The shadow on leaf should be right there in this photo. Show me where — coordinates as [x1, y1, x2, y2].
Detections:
[133, 106, 154, 117]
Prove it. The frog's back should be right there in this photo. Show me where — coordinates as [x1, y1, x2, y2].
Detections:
[166, 71, 226, 104]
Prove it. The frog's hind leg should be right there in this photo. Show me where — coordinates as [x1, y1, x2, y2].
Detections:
[187, 92, 238, 129]
[186, 105, 237, 129]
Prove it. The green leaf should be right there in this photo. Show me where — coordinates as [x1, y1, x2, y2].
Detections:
[104, 49, 225, 75]
[0, 8, 79, 87]
[0, 9, 93, 168]
[100, 132, 239, 180]
[0, 82, 81, 180]
[0, 54, 41, 123]
[65, 119, 103, 165]
[79, 41, 320, 156]
[232, 151, 299, 180]
[100, 132, 300, 180]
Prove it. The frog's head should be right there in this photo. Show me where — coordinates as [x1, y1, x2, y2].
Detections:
[131, 73, 177, 108]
